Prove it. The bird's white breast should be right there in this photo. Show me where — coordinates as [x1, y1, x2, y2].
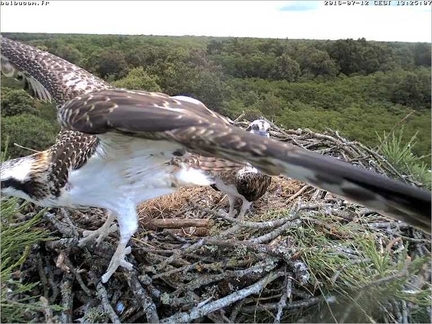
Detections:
[55, 136, 212, 212]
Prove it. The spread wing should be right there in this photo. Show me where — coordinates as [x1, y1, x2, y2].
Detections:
[1, 36, 111, 106]
[59, 89, 431, 232]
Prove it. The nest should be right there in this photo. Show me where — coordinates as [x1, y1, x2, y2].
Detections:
[3, 119, 431, 323]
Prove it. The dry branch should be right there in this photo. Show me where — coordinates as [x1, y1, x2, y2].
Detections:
[89, 272, 121, 324]
[125, 272, 159, 323]
[160, 271, 284, 323]
[145, 218, 212, 229]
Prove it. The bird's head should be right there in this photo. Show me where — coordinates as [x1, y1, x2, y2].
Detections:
[1, 154, 46, 201]
[246, 119, 271, 138]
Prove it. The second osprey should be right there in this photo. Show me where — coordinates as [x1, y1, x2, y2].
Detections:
[211, 119, 272, 219]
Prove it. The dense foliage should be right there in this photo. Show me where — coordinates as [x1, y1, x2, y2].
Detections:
[1, 33, 430, 164]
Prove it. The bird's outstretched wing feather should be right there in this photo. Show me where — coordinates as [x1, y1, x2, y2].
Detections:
[1, 36, 111, 105]
[59, 89, 431, 232]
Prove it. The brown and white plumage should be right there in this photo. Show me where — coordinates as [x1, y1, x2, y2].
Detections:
[1, 36, 431, 283]
[210, 119, 272, 219]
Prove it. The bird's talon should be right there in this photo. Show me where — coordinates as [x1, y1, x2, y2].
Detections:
[81, 230, 93, 238]
[108, 224, 118, 234]
[102, 243, 133, 283]
[218, 209, 237, 218]
[218, 209, 229, 216]
[78, 224, 118, 247]
[120, 260, 133, 270]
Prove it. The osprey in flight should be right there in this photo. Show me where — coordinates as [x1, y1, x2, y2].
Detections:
[0, 36, 430, 283]
[211, 119, 272, 219]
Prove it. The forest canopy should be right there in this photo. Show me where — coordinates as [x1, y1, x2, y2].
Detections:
[1, 33, 430, 164]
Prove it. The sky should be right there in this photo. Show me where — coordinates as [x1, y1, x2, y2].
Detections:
[1, 1, 431, 42]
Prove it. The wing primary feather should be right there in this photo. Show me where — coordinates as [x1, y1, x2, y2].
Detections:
[1, 36, 111, 105]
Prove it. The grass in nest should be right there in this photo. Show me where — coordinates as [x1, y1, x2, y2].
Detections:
[377, 127, 431, 189]
[285, 212, 431, 323]
[0, 197, 58, 323]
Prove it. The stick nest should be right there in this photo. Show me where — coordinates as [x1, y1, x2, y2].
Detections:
[4, 119, 431, 323]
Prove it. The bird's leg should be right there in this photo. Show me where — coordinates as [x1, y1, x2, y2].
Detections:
[218, 195, 237, 218]
[101, 210, 138, 283]
[78, 211, 118, 247]
[236, 199, 253, 220]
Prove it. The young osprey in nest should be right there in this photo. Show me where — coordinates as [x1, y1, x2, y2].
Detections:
[1, 36, 430, 284]
[211, 119, 272, 219]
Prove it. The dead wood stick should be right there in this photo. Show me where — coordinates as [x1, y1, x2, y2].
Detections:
[39, 296, 55, 324]
[245, 203, 323, 244]
[125, 310, 146, 323]
[59, 208, 80, 237]
[125, 272, 159, 323]
[160, 271, 284, 323]
[216, 224, 241, 238]
[286, 184, 311, 202]
[43, 212, 78, 237]
[89, 272, 121, 324]
[59, 276, 74, 324]
[173, 259, 278, 295]
[154, 239, 204, 271]
[274, 273, 291, 324]
[248, 217, 301, 244]
[367, 222, 411, 230]
[229, 299, 246, 322]
[232, 112, 245, 123]
[62, 254, 92, 296]
[240, 296, 321, 313]
[163, 227, 209, 237]
[13, 142, 41, 153]
[37, 254, 50, 299]
[204, 237, 293, 261]
[149, 218, 211, 229]
[46, 256, 60, 302]
[152, 262, 199, 279]
[138, 274, 162, 299]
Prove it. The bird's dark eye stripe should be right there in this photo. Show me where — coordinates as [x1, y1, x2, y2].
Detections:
[1, 178, 32, 195]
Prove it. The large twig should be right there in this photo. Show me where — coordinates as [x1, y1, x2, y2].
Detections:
[240, 296, 321, 313]
[146, 218, 211, 229]
[125, 271, 159, 323]
[274, 271, 291, 324]
[59, 276, 74, 324]
[89, 272, 121, 324]
[160, 271, 284, 323]
[39, 296, 55, 324]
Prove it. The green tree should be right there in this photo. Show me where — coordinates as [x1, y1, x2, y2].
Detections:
[1, 88, 39, 117]
[271, 54, 301, 82]
[1, 114, 58, 158]
[303, 50, 339, 78]
[112, 67, 161, 92]
[52, 44, 83, 65]
[85, 49, 129, 80]
[413, 43, 431, 67]
[391, 71, 431, 108]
